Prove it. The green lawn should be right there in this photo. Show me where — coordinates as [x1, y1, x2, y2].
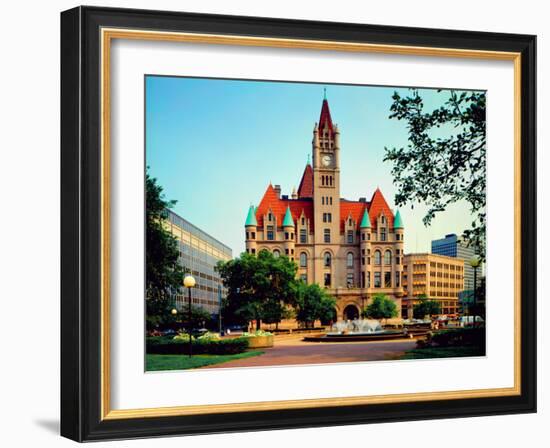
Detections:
[400, 346, 485, 360]
[146, 350, 264, 371]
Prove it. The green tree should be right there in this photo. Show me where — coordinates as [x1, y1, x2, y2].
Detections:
[362, 294, 398, 324]
[294, 282, 337, 328]
[171, 305, 212, 332]
[216, 250, 297, 330]
[145, 169, 185, 330]
[384, 89, 486, 257]
[413, 298, 442, 319]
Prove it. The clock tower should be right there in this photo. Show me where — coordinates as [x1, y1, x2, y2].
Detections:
[312, 95, 341, 286]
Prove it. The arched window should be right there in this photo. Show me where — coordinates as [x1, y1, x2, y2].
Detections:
[384, 250, 392, 265]
[324, 252, 332, 267]
[273, 249, 280, 258]
[346, 252, 354, 268]
[374, 250, 381, 265]
[300, 252, 307, 268]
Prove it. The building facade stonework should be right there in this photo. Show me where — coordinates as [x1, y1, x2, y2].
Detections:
[244, 98, 405, 321]
[401, 253, 465, 319]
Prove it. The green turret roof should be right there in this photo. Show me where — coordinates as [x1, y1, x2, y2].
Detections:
[245, 205, 257, 226]
[282, 206, 295, 227]
[394, 210, 404, 229]
[360, 208, 371, 228]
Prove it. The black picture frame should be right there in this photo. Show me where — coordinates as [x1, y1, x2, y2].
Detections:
[61, 5, 536, 442]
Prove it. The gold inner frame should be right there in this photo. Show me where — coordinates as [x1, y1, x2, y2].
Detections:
[100, 28, 522, 420]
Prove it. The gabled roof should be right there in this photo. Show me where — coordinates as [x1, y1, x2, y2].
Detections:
[318, 99, 334, 137]
[245, 204, 257, 226]
[297, 163, 313, 198]
[339, 200, 368, 232]
[368, 188, 394, 229]
[256, 184, 314, 231]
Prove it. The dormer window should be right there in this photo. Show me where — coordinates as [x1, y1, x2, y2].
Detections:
[268, 212, 273, 221]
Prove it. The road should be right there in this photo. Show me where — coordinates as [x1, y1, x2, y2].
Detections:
[200, 336, 417, 369]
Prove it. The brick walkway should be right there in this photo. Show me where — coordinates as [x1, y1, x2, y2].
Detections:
[200, 336, 417, 369]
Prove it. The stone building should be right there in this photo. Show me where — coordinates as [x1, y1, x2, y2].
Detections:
[244, 97, 405, 321]
[401, 253, 465, 319]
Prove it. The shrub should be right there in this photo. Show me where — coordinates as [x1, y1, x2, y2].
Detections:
[173, 332, 194, 342]
[197, 331, 221, 341]
[242, 330, 273, 337]
[146, 336, 249, 355]
[427, 328, 486, 348]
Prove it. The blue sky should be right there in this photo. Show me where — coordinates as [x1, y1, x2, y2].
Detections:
[146, 76, 480, 256]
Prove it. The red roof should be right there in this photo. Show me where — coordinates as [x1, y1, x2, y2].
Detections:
[256, 184, 314, 231]
[297, 164, 313, 198]
[255, 184, 395, 234]
[318, 99, 334, 137]
[339, 200, 369, 232]
[368, 188, 394, 229]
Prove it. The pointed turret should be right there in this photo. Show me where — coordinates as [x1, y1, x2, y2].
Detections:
[318, 97, 334, 137]
[282, 206, 294, 227]
[245, 204, 257, 226]
[393, 210, 404, 229]
[297, 163, 314, 198]
[360, 208, 371, 228]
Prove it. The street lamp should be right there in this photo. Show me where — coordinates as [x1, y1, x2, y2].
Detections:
[469, 255, 481, 327]
[183, 274, 196, 357]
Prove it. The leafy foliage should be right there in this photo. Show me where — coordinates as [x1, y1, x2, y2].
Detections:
[145, 169, 186, 330]
[362, 294, 398, 323]
[146, 336, 250, 355]
[413, 297, 442, 319]
[294, 282, 337, 328]
[384, 89, 486, 256]
[216, 250, 298, 329]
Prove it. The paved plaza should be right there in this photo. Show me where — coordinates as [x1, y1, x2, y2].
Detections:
[200, 335, 417, 369]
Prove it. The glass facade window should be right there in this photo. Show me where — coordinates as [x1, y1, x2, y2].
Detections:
[324, 229, 331, 243]
[347, 230, 354, 244]
[300, 252, 307, 267]
[267, 225, 274, 240]
[165, 210, 232, 316]
[300, 229, 307, 243]
[384, 272, 392, 287]
[347, 273, 354, 287]
[324, 273, 331, 287]
[346, 252, 354, 267]
[384, 250, 392, 265]
[324, 252, 331, 267]
[374, 250, 381, 265]
[273, 249, 280, 258]
[374, 272, 381, 288]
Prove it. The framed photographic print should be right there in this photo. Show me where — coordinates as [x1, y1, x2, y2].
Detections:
[60, 6, 537, 442]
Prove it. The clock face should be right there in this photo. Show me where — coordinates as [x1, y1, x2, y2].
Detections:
[322, 155, 332, 167]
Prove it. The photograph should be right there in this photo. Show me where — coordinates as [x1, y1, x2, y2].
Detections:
[144, 77, 487, 372]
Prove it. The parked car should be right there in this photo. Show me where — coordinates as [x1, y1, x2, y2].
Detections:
[459, 316, 485, 326]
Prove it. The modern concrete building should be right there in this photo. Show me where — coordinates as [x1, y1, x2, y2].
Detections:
[244, 97, 405, 321]
[431, 233, 478, 297]
[401, 253, 465, 318]
[164, 210, 232, 315]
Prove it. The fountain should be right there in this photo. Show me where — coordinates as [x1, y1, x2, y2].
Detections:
[303, 319, 408, 342]
[327, 319, 384, 335]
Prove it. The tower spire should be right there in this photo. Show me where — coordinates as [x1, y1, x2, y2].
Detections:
[323, 87, 327, 100]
